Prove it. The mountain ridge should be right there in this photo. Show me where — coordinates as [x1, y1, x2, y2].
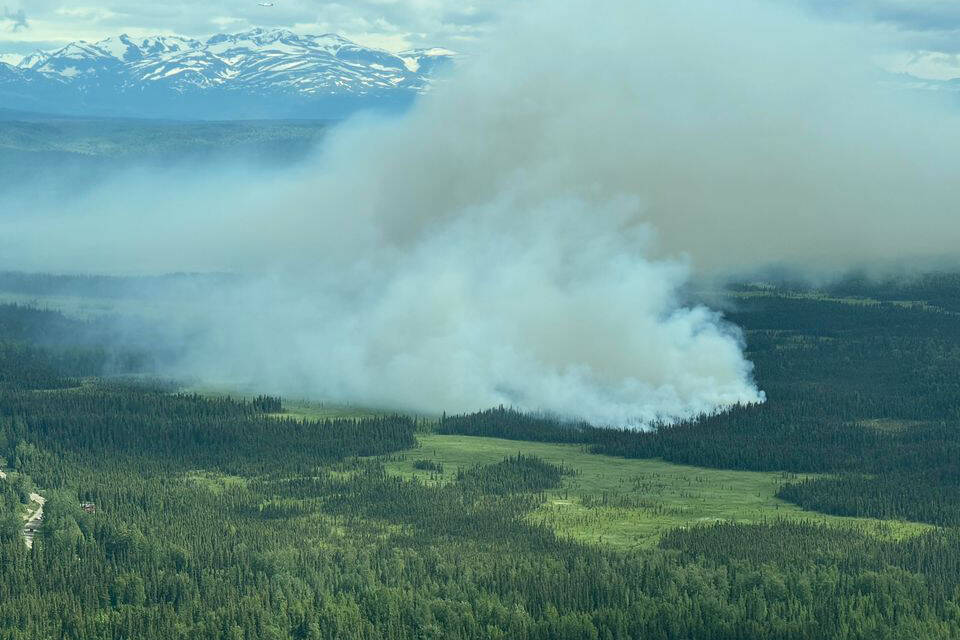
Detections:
[0, 28, 456, 120]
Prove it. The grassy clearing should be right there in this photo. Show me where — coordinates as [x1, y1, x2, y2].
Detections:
[183, 470, 247, 494]
[384, 434, 932, 550]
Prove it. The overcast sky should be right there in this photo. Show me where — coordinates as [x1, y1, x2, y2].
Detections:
[0, 0, 959, 78]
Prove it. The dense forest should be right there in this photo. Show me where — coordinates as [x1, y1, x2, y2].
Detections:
[4, 274, 960, 638]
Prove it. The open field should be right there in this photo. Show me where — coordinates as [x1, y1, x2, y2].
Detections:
[384, 434, 933, 549]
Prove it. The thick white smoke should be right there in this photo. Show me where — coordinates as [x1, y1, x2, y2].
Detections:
[7, 0, 960, 424]
[162, 193, 761, 425]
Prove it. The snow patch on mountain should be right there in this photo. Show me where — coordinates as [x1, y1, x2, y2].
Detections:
[0, 28, 457, 119]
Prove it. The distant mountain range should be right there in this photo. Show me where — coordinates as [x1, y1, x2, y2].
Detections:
[0, 28, 456, 120]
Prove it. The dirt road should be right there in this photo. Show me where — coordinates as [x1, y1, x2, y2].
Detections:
[22, 493, 45, 549]
[0, 467, 44, 548]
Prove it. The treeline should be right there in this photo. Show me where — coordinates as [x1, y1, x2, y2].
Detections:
[777, 474, 960, 526]
[251, 395, 282, 413]
[412, 459, 443, 473]
[0, 304, 153, 389]
[733, 271, 960, 313]
[0, 271, 132, 299]
[827, 271, 960, 313]
[0, 303, 87, 344]
[438, 407, 594, 444]
[0, 271, 238, 301]
[0, 387, 417, 476]
[0, 342, 78, 391]
[456, 454, 576, 495]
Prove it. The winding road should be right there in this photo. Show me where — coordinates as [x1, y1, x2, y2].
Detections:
[22, 493, 45, 548]
[0, 467, 45, 548]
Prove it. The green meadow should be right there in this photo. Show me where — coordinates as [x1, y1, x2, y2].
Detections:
[383, 434, 932, 550]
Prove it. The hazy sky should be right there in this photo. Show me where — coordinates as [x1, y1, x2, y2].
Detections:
[0, 1, 497, 54]
[0, 0, 958, 77]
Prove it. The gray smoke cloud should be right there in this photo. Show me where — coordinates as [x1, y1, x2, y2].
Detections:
[5, 0, 960, 424]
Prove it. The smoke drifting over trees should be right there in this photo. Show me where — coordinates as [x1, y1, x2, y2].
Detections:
[4, 0, 960, 424]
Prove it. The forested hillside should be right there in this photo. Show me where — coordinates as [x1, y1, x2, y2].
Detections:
[4, 277, 960, 638]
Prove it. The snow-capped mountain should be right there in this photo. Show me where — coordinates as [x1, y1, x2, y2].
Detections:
[0, 28, 456, 119]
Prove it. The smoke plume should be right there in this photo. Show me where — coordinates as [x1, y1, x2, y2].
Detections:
[6, 0, 960, 424]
